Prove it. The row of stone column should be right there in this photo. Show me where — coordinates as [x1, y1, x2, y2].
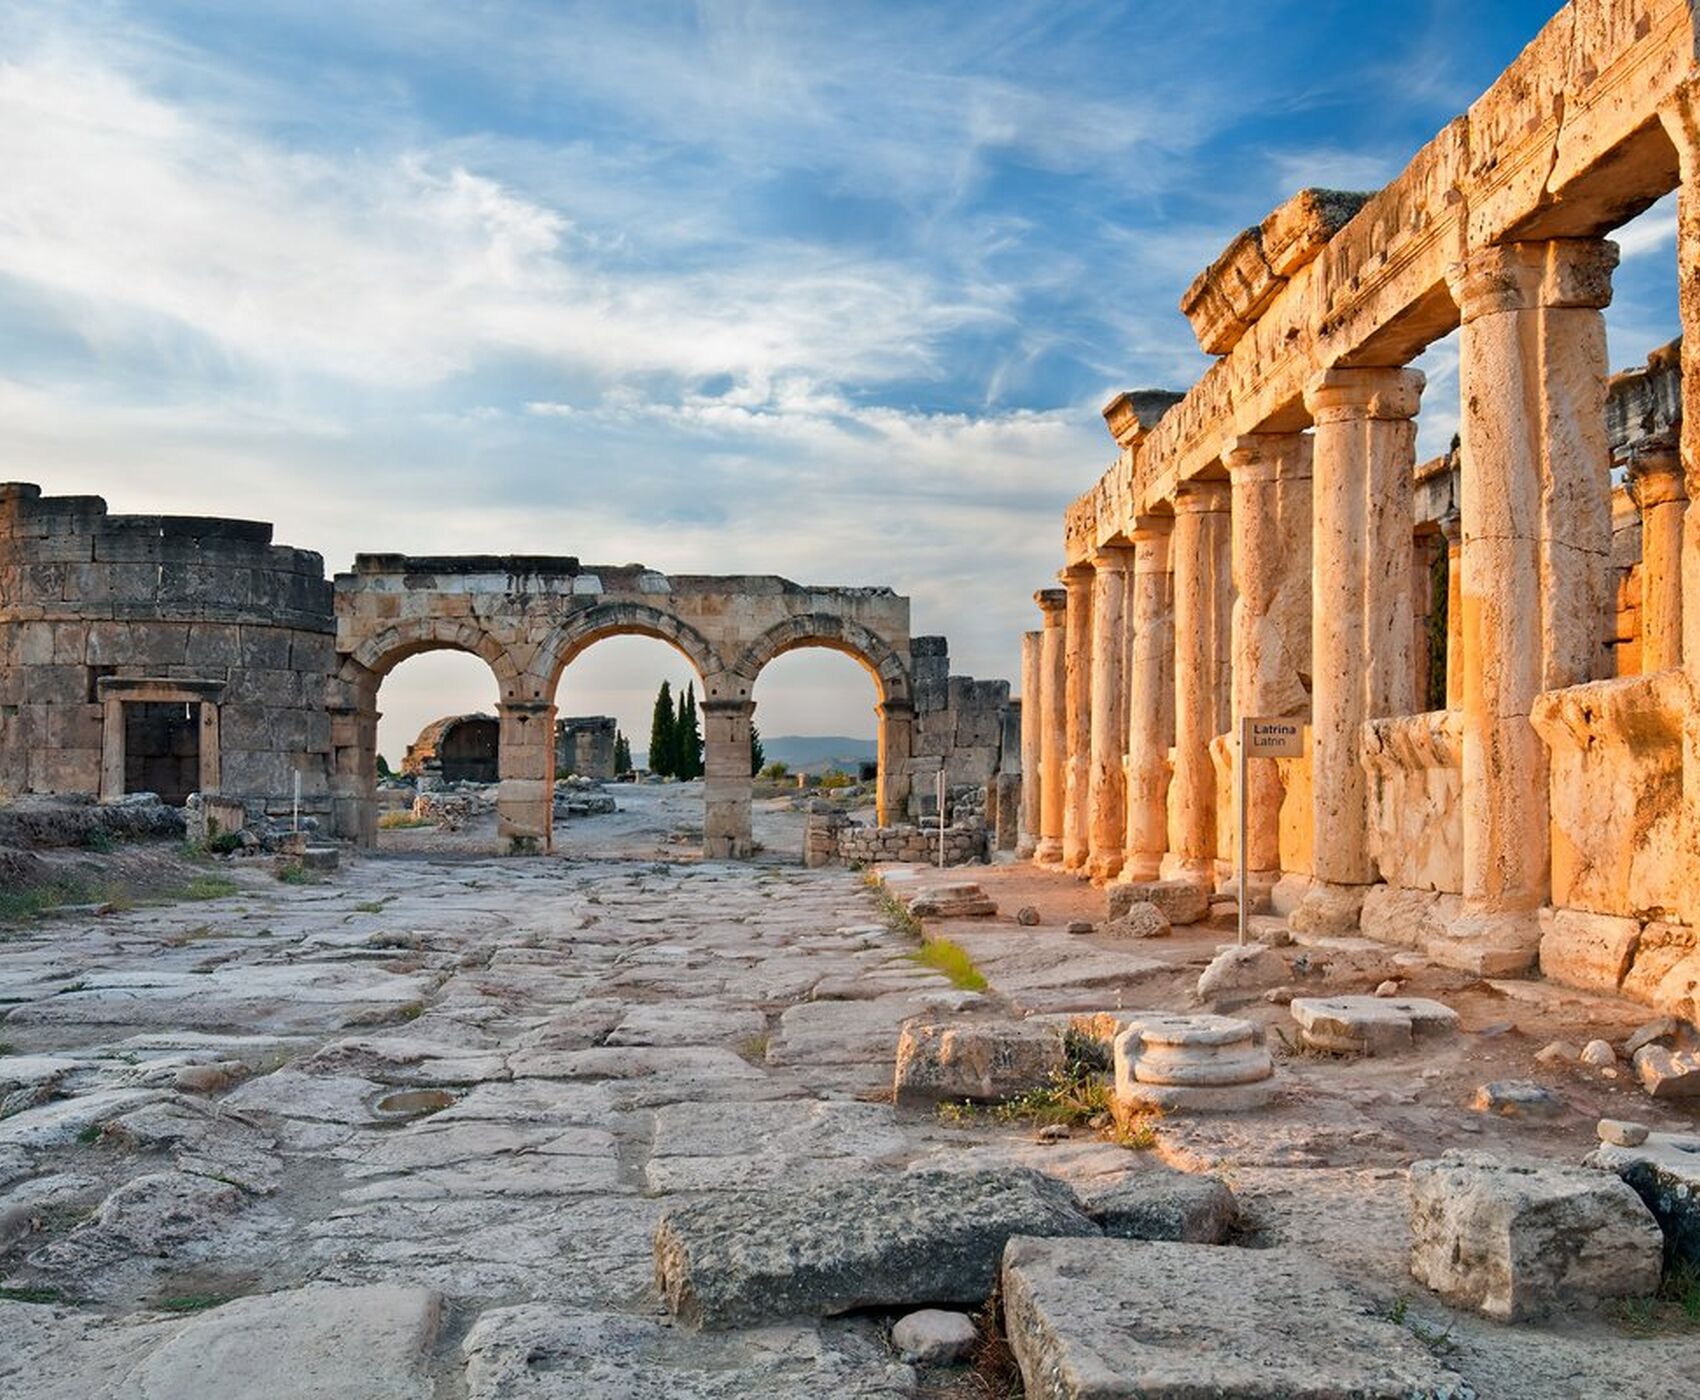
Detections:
[1021, 232, 1663, 961]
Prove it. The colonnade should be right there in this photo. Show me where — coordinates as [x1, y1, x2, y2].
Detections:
[1019, 222, 1687, 969]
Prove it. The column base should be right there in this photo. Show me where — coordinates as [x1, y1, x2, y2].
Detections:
[1289, 881, 1370, 935]
[1423, 907, 1542, 976]
[1035, 838, 1064, 866]
[1158, 853, 1214, 886]
[1086, 851, 1124, 883]
[1216, 869, 1278, 914]
[1015, 837, 1039, 861]
[1117, 854, 1164, 884]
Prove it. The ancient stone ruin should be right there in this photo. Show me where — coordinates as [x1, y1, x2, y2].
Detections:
[0, 482, 1016, 859]
[1018, 3, 1700, 1037]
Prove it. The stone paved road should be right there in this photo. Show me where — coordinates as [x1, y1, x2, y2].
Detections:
[0, 849, 1014, 1397]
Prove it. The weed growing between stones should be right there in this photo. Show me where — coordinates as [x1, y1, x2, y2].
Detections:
[863, 874, 922, 939]
[376, 812, 434, 830]
[736, 1032, 770, 1065]
[1616, 1264, 1700, 1336]
[177, 875, 238, 902]
[155, 1293, 235, 1313]
[965, 1282, 1023, 1399]
[0, 1285, 77, 1305]
[907, 939, 988, 992]
[274, 861, 321, 886]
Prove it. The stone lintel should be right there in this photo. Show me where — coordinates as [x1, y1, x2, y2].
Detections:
[1102, 389, 1186, 448]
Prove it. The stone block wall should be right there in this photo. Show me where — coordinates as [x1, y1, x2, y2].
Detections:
[804, 808, 987, 868]
[555, 715, 618, 780]
[0, 483, 335, 818]
[907, 633, 1018, 821]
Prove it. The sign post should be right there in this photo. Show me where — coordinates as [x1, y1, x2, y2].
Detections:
[1238, 717, 1304, 945]
[936, 765, 947, 871]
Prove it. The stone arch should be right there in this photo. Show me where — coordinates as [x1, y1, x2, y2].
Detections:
[532, 602, 724, 701]
[733, 613, 914, 828]
[344, 618, 520, 695]
[729, 613, 911, 705]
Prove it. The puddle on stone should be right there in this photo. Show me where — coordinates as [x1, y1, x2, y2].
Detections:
[374, 1088, 455, 1118]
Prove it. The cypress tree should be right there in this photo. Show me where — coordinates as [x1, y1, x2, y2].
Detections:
[678, 682, 704, 779]
[648, 680, 676, 777]
[749, 723, 764, 776]
[614, 730, 632, 776]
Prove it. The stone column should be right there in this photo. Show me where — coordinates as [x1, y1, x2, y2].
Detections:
[1060, 562, 1095, 871]
[496, 700, 557, 852]
[1298, 367, 1423, 928]
[1086, 548, 1132, 880]
[1035, 589, 1068, 864]
[1440, 509, 1464, 710]
[1445, 239, 1616, 970]
[1629, 439, 1686, 673]
[702, 697, 755, 859]
[1164, 481, 1231, 884]
[874, 698, 913, 826]
[1659, 84, 1700, 933]
[1122, 518, 1174, 881]
[1224, 433, 1313, 890]
[1017, 630, 1042, 858]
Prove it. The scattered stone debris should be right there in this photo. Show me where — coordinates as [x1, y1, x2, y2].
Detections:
[1632, 1044, 1700, 1099]
[1076, 1169, 1238, 1243]
[906, 883, 997, 919]
[652, 1168, 1099, 1328]
[1288, 994, 1459, 1056]
[1002, 1237, 1466, 1400]
[1103, 900, 1171, 939]
[1408, 1150, 1664, 1320]
[1470, 1080, 1568, 1119]
[891, 1308, 977, 1364]
[892, 1018, 1065, 1106]
[1195, 944, 1284, 1002]
[1109, 880, 1208, 927]
[1015, 905, 1041, 927]
[1596, 1118, 1650, 1148]
[1586, 1128, 1700, 1270]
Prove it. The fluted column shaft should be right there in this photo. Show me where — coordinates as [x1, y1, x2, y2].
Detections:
[1164, 481, 1231, 882]
[1060, 563, 1095, 871]
[1087, 549, 1132, 879]
[1122, 518, 1174, 881]
[1302, 366, 1424, 894]
[1034, 589, 1068, 864]
[1224, 433, 1313, 879]
[1447, 241, 1615, 953]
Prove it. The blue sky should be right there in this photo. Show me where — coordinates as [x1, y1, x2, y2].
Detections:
[0, 0, 1679, 759]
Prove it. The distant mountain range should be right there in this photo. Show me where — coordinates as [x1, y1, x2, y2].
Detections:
[635, 735, 876, 775]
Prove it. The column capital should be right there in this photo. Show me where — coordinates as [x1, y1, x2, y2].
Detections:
[1090, 545, 1135, 573]
[1034, 587, 1068, 620]
[496, 699, 556, 718]
[700, 696, 755, 717]
[1172, 479, 1230, 514]
[1445, 239, 1619, 323]
[1437, 506, 1462, 548]
[1303, 366, 1425, 424]
[1058, 562, 1095, 593]
[1627, 436, 1688, 508]
[1128, 512, 1173, 543]
[873, 696, 914, 718]
[1222, 431, 1313, 484]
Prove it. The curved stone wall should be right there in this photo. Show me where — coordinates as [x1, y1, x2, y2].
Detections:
[0, 482, 334, 818]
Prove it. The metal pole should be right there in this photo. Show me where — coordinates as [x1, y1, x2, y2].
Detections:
[293, 770, 302, 835]
[1237, 715, 1248, 947]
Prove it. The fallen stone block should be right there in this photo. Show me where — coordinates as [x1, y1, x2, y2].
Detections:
[1113, 1013, 1275, 1113]
[907, 883, 997, 919]
[1104, 901, 1170, 939]
[1288, 994, 1458, 1056]
[1470, 1080, 1568, 1119]
[1538, 907, 1641, 994]
[114, 1284, 440, 1399]
[1596, 1118, 1649, 1148]
[1109, 880, 1208, 927]
[891, 1308, 977, 1364]
[1633, 1044, 1700, 1099]
[1408, 1150, 1663, 1320]
[1195, 944, 1284, 1002]
[1587, 1129, 1700, 1270]
[653, 1168, 1099, 1328]
[1002, 1236, 1464, 1399]
[1076, 1170, 1237, 1243]
[894, 1018, 1066, 1106]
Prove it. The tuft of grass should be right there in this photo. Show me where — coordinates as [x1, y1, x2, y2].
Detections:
[1109, 1112, 1162, 1151]
[352, 900, 388, 914]
[178, 875, 239, 902]
[906, 937, 987, 992]
[275, 861, 321, 886]
[396, 1002, 425, 1022]
[377, 812, 433, 831]
[735, 1032, 771, 1065]
[0, 1041, 15, 1057]
[155, 1293, 233, 1313]
[863, 874, 923, 939]
[82, 829, 116, 854]
[1619, 1263, 1700, 1335]
[75, 1122, 104, 1145]
[0, 1285, 75, 1305]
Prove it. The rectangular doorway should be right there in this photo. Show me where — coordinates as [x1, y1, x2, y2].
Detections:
[124, 701, 201, 806]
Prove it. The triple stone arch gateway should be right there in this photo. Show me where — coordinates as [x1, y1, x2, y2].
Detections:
[334, 554, 917, 855]
[0, 480, 959, 860]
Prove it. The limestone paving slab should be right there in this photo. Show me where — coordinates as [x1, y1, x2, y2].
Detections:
[1289, 994, 1460, 1055]
[1001, 1236, 1465, 1399]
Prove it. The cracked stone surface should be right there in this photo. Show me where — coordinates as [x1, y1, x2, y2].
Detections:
[3, 795, 1700, 1397]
